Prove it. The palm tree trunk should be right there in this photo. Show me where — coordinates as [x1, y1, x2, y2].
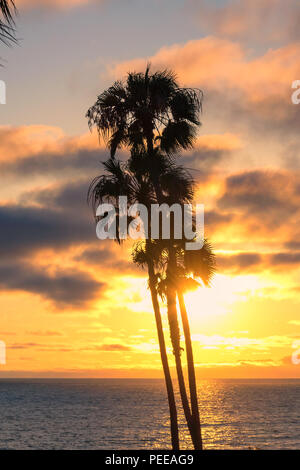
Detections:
[145, 135, 180, 449]
[167, 277, 201, 449]
[147, 259, 179, 450]
[178, 289, 203, 450]
[166, 250, 200, 449]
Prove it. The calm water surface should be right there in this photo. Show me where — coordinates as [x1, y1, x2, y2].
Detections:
[0, 378, 299, 449]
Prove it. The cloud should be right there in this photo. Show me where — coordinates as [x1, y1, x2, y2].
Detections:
[0, 126, 109, 182]
[218, 170, 300, 230]
[0, 148, 104, 179]
[192, 0, 300, 45]
[24, 178, 93, 213]
[0, 172, 108, 259]
[108, 37, 300, 142]
[8, 342, 132, 352]
[110, 36, 244, 89]
[0, 126, 238, 181]
[270, 252, 300, 265]
[205, 210, 235, 229]
[182, 133, 243, 171]
[110, 36, 300, 101]
[0, 176, 144, 307]
[17, 0, 97, 10]
[216, 250, 300, 275]
[0, 261, 105, 308]
[84, 343, 132, 352]
[217, 253, 263, 273]
[192, 333, 292, 350]
[9, 342, 42, 350]
[0, 202, 94, 258]
[76, 247, 145, 276]
[285, 240, 300, 251]
[0, 126, 65, 162]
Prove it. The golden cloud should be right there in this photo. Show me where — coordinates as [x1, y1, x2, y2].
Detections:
[0, 125, 100, 162]
[109, 37, 300, 108]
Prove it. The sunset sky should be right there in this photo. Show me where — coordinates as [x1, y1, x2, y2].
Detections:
[0, 0, 300, 378]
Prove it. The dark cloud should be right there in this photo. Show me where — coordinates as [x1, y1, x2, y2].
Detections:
[182, 146, 234, 171]
[0, 176, 97, 257]
[206, 89, 300, 146]
[217, 253, 262, 273]
[0, 145, 129, 181]
[83, 344, 132, 352]
[0, 148, 106, 178]
[205, 210, 234, 228]
[76, 246, 114, 264]
[0, 261, 106, 308]
[270, 252, 300, 265]
[285, 240, 300, 251]
[9, 343, 41, 350]
[0, 177, 143, 309]
[218, 170, 300, 229]
[217, 250, 300, 274]
[0, 200, 94, 258]
[23, 179, 93, 214]
[76, 247, 144, 277]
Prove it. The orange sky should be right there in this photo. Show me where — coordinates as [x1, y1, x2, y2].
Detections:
[0, 0, 300, 378]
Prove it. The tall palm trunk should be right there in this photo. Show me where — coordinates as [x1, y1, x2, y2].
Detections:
[178, 289, 203, 450]
[166, 252, 200, 449]
[145, 137, 192, 449]
[147, 256, 179, 450]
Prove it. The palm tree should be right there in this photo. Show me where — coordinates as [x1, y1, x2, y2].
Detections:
[0, 0, 17, 46]
[176, 240, 216, 449]
[134, 237, 216, 450]
[88, 155, 180, 449]
[129, 152, 214, 450]
[178, 241, 216, 447]
[131, 162, 200, 449]
[155, 170, 201, 449]
[161, 170, 216, 451]
[86, 66, 205, 448]
[86, 65, 202, 163]
[88, 152, 213, 449]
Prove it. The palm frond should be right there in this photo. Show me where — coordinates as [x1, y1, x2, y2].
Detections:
[86, 65, 203, 158]
[0, 0, 17, 46]
[184, 239, 216, 286]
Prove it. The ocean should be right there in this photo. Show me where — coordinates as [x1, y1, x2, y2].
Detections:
[0, 378, 299, 450]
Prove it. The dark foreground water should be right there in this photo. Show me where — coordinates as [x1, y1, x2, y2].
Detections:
[0, 379, 299, 449]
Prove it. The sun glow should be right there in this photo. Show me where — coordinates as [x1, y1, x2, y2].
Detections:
[184, 273, 262, 322]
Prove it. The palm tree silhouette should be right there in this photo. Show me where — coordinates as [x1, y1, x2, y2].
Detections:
[129, 154, 204, 449]
[134, 177, 216, 450]
[86, 67, 209, 449]
[156, 238, 216, 449]
[177, 240, 216, 449]
[0, 0, 17, 46]
[86, 65, 202, 159]
[88, 154, 181, 449]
